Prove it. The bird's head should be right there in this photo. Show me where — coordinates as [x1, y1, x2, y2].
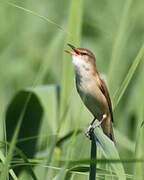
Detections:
[65, 44, 96, 72]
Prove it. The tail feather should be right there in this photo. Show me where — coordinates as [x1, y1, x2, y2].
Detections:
[101, 117, 116, 146]
[110, 123, 116, 146]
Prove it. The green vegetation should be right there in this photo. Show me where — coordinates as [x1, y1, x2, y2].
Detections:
[0, 0, 144, 179]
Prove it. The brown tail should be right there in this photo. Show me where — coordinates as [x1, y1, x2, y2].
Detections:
[109, 123, 116, 146]
[101, 117, 116, 146]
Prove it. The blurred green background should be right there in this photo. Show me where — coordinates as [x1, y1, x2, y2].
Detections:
[0, 0, 144, 179]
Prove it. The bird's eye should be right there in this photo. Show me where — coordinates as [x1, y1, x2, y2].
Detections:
[81, 52, 87, 56]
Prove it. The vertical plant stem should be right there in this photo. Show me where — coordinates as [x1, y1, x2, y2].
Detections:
[60, 0, 83, 120]
[89, 131, 97, 180]
[108, 0, 133, 94]
[133, 52, 144, 179]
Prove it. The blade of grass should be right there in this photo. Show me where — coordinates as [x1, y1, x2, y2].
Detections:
[0, 0, 66, 176]
[70, 158, 144, 165]
[113, 44, 144, 109]
[92, 128, 126, 180]
[55, 0, 84, 177]
[108, 0, 133, 93]
[5, 85, 59, 179]
[58, 129, 127, 179]
[0, 141, 38, 180]
[68, 165, 115, 175]
[133, 52, 144, 179]
[60, 0, 83, 118]
[0, 94, 32, 180]
[0, 150, 19, 180]
[2, 79, 59, 180]
[2, 1, 70, 35]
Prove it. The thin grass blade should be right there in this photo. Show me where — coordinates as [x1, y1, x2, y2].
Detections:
[114, 44, 144, 108]
[93, 128, 126, 180]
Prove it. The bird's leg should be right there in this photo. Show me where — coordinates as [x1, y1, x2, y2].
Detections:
[93, 114, 107, 128]
[90, 117, 96, 126]
[85, 114, 107, 138]
[85, 117, 96, 137]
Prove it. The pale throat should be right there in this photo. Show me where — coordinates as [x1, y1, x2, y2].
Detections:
[72, 55, 93, 82]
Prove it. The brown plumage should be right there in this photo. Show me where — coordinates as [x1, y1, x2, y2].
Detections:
[97, 75, 115, 142]
[65, 44, 115, 144]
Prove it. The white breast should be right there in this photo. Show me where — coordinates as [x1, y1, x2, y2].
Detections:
[72, 55, 108, 119]
[72, 55, 85, 68]
[72, 55, 92, 81]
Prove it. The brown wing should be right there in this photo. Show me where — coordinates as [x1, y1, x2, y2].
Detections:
[98, 76, 114, 122]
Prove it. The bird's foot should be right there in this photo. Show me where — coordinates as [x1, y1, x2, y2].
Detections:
[85, 125, 94, 139]
[85, 114, 107, 139]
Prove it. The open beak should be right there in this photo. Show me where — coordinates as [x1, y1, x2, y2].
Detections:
[64, 43, 81, 55]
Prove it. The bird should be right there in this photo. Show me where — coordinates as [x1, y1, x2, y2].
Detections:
[65, 44, 115, 144]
